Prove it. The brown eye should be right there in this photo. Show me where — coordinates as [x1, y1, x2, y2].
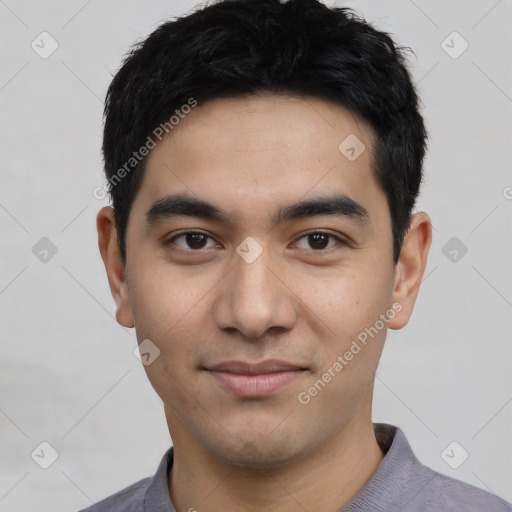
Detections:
[166, 231, 216, 251]
[308, 233, 329, 250]
[295, 232, 344, 251]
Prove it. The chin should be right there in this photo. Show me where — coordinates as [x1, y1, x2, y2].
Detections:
[204, 432, 311, 469]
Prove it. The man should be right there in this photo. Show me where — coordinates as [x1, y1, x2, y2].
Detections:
[83, 0, 511, 510]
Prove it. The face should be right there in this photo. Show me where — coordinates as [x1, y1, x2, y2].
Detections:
[99, 94, 430, 469]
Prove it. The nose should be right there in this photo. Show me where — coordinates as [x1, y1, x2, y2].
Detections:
[212, 241, 297, 340]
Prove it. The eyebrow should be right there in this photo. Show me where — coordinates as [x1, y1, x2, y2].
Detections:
[145, 193, 369, 228]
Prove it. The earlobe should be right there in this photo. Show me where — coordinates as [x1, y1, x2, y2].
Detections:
[97, 206, 135, 328]
[389, 212, 432, 330]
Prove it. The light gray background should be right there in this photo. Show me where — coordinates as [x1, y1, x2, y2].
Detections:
[1, 0, 511, 510]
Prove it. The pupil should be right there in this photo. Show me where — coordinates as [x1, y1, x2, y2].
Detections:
[187, 233, 206, 249]
[310, 233, 328, 249]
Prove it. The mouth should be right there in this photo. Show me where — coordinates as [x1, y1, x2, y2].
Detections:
[203, 359, 308, 398]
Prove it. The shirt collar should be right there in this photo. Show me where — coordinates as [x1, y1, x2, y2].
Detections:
[339, 423, 429, 511]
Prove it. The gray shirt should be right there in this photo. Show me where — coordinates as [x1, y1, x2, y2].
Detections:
[78, 423, 511, 511]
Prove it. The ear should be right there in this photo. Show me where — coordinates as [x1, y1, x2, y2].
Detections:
[388, 212, 432, 330]
[97, 206, 134, 328]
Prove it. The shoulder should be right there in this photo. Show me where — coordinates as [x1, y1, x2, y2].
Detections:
[77, 476, 152, 512]
[370, 424, 511, 512]
[423, 470, 512, 511]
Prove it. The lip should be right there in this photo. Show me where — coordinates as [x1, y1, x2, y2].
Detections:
[205, 359, 307, 398]
[207, 359, 305, 374]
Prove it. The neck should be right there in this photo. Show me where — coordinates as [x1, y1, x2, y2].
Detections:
[166, 413, 385, 512]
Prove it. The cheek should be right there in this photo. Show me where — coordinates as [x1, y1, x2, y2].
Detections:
[294, 266, 393, 402]
[294, 266, 392, 337]
[130, 273, 205, 405]
[128, 268, 211, 383]
[129, 263, 207, 333]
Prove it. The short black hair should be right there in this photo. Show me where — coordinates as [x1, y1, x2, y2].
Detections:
[102, 0, 427, 264]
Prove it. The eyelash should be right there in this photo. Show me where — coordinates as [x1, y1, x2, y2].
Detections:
[164, 230, 347, 253]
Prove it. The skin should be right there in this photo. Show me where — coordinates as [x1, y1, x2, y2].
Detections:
[97, 94, 431, 512]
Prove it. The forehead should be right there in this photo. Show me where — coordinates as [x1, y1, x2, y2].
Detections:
[133, 94, 385, 227]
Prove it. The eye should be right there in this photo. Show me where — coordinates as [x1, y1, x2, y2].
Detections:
[164, 230, 346, 253]
[294, 231, 345, 251]
[165, 231, 218, 251]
